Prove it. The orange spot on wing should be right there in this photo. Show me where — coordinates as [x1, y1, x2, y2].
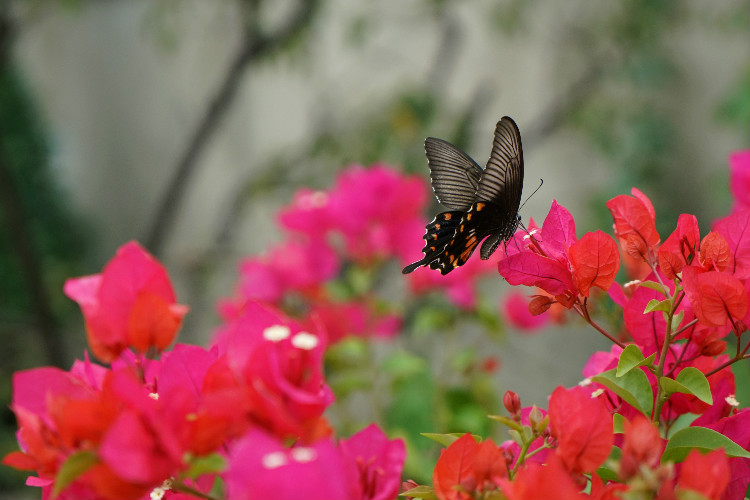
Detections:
[444, 213, 452, 220]
[476, 203, 485, 211]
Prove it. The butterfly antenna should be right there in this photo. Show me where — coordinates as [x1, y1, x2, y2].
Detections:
[519, 178, 543, 211]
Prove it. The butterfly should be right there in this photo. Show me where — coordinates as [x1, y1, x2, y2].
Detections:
[402, 116, 524, 275]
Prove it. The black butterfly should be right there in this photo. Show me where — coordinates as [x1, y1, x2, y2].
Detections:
[402, 116, 524, 275]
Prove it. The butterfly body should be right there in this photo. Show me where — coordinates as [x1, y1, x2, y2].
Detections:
[402, 117, 524, 275]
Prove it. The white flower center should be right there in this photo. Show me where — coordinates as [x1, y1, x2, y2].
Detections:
[263, 325, 291, 342]
[262, 451, 288, 469]
[291, 332, 319, 350]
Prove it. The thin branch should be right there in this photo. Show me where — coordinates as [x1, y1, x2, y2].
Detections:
[145, 0, 321, 255]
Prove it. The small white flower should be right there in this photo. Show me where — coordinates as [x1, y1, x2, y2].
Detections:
[291, 447, 317, 463]
[725, 394, 740, 407]
[150, 479, 172, 500]
[262, 451, 288, 469]
[578, 378, 592, 387]
[591, 388, 605, 398]
[522, 229, 539, 240]
[149, 393, 159, 400]
[624, 280, 642, 289]
[292, 332, 319, 350]
[263, 325, 291, 342]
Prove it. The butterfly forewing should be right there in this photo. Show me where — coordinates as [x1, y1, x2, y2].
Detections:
[476, 116, 524, 232]
[425, 137, 483, 211]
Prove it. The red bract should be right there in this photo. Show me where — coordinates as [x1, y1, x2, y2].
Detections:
[568, 230, 620, 297]
[676, 449, 730, 500]
[657, 214, 700, 279]
[432, 434, 478, 500]
[498, 456, 587, 500]
[682, 267, 748, 328]
[618, 414, 662, 480]
[729, 150, 750, 212]
[699, 231, 731, 272]
[432, 434, 508, 500]
[704, 410, 750, 499]
[339, 423, 406, 500]
[606, 189, 660, 261]
[548, 386, 613, 475]
[63, 241, 188, 363]
[715, 207, 750, 280]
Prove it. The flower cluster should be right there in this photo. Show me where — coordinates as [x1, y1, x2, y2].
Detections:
[220, 163, 502, 344]
[405, 149, 750, 500]
[3, 242, 405, 500]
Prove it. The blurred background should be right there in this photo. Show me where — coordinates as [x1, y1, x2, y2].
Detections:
[0, 0, 748, 495]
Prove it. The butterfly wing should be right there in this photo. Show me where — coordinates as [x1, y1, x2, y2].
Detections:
[475, 116, 524, 249]
[425, 137, 483, 211]
[401, 204, 487, 275]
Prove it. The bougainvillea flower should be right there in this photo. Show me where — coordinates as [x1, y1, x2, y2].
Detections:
[408, 249, 497, 309]
[548, 386, 613, 475]
[682, 267, 748, 328]
[703, 409, 750, 499]
[338, 423, 406, 500]
[498, 455, 587, 500]
[502, 290, 549, 331]
[567, 230, 620, 297]
[617, 414, 662, 480]
[606, 188, 660, 261]
[498, 201, 578, 297]
[306, 300, 401, 344]
[432, 433, 508, 500]
[657, 214, 700, 279]
[714, 207, 750, 281]
[698, 231, 731, 272]
[210, 301, 334, 442]
[225, 430, 350, 500]
[277, 187, 335, 237]
[622, 271, 693, 355]
[63, 241, 188, 363]
[326, 163, 428, 263]
[676, 449, 730, 500]
[729, 150, 750, 212]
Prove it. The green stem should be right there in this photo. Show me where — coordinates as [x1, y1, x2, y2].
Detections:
[577, 301, 625, 348]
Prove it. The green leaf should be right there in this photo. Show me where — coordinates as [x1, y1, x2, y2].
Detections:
[659, 368, 712, 405]
[595, 446, 622, 482]
[592, 368, 653, 416]
[638, 280, 668, 295]
[617, 345, 656, 376]
[488, 414, 523, 432]
[53, 451, 98, 497]
[420, 433, 480, 447]
[184, 453, 226, 478]
[671, 310, 685, 332]
[662, 427, 750, 463]
[644, 298, 672, 314]
[613, 413, 626, 434]
[401, 485, 437, 499]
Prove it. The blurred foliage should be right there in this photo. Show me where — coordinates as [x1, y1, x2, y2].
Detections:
[0, 64, 88, 495]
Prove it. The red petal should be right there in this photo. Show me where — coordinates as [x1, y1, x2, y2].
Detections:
[677, 449, 730, 500]
[606, 194, 660, 252]
[433, 433, 478, 500]
[498, 253, 576, 296]
[715, 208, 750, 280]
[127, 292, 186, 353]
[657, 214, 700, 279]
[568, 231, 620, 297]
[683, 268, 749, 328]
[548, 386, 613, 475]
[699, 231, 731, 272]
[540, 201, 577, 263]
